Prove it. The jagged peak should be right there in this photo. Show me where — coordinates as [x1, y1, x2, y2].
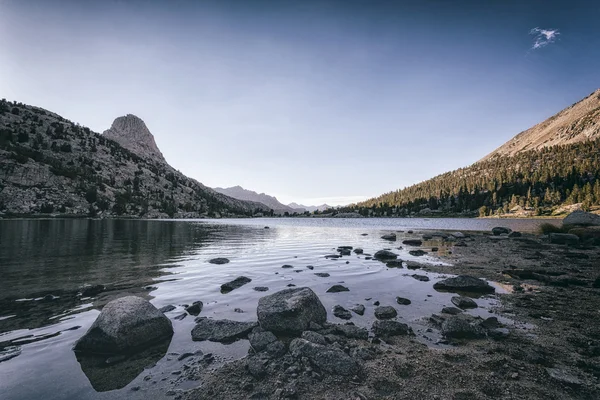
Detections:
[103, 114, 165, 162]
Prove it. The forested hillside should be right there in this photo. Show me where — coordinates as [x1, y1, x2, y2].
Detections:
[346, 138, 600, 217]
[0, 99, 268, 218]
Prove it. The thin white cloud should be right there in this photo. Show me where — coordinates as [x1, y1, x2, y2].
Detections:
[529, 27, 560, 49]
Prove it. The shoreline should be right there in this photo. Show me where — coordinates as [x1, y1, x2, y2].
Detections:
[174, 229, 599, 400]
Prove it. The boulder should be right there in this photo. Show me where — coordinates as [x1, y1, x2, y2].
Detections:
[375, 306, 398, 319]
[563, 210, 600, 226]
[508, 231, 522, 238]
[372, 320, 412, 337]
[329, 324, 369, 340]
[568, 226, 600, 241]
[433, 275, 495, 294]
[209, 258, 230, 265]
[248, 330, 278, 352]
[451, 296, 477, 309]
[405, 261, 424, 270]
[492, 227, 511, 236]
[409, 250, 427, 257]
[221, 276, 252, 293]
[332, 305, 352, 320]
[191, 319, 257, 343]
[381, 233, 397, 241]
[301, 330, 327, 345]
[441, 315, 485, 339]
[402, 239, 423, 246]
[548, 233, 579, 245]
[257, 288, 327, 334]
[289, 338, 359, 376]
[74, 296, 173, 354]
[353, 248, 364, 254]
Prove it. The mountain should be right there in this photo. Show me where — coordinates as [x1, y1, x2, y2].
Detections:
[0, 100, 268, 218]
[482, 89, 600, 160]
[287, 202, 332, 213]
[213, 186, 294, 214]
[347, 89, 600, 217]
[103, 114, 165, 162]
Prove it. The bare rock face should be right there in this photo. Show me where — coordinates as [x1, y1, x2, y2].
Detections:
[103, 114, 165, 162]
[73, 296, 173, 354]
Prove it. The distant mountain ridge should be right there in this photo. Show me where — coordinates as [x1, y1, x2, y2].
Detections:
[482, 89, 600, 160]
[0, 100, 268, 218]
[213, 186, 294, 214]
[287, 202, 332, 212]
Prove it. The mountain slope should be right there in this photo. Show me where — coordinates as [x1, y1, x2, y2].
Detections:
[213, 186, 294, 214]
[0, 100, 268, 218]
[287, 202, 332, 213]
[348, 89, 600, 217]
[482, 89, 600, 160]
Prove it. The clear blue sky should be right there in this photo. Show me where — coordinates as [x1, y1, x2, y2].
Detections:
[1, 0, 598, 205]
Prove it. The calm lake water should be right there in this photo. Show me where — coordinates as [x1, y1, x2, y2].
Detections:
[0, 217, 560, 399]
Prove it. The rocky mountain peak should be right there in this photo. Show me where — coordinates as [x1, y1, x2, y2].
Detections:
[103, 114, 165, 162]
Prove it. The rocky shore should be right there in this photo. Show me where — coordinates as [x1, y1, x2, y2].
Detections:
[63, 211, 600, 399]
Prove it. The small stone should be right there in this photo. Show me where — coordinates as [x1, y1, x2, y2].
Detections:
[185, 301, 204, 316]
[315, 272, 330, 278]
[209, 258, 230, 265]
[350, 304, 365, 316]
[332, 305, 352, 320]
[160, 305, 176, 313]
[282, 264, 293, 268]
[396, 297, 411, 305]
[221, 276, 252, 294]
[254, 286, 269, 292]
[451, 296, 477, 309]
[411, 274, 430, 282]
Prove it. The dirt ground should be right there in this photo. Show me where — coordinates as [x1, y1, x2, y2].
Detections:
[177, 232, 600, 400]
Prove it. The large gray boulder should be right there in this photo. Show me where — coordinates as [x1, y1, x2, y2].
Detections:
[433, 275, 495, 294]
[549, 233, 580, 245]
[73, 296, 173, 354]
[257, 288, 327, 334]
[289, 338, 359, 376]
[563, 210, 600, 226]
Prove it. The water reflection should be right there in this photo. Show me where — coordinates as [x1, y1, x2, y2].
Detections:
[76, 339, 171, 392]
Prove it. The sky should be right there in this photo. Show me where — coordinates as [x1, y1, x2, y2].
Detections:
[1, 0, 599, 206]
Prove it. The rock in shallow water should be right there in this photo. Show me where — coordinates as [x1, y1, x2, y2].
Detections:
[257, 287, 327, 335]
[411, 274, 430, 282]
[402, 239, 422, 246]
[191, 319, 257, 343]
[209, 258, 230, 265]
[185, 301, 203, 316]
[381, 233, 397, 241]
[451, 296, 477, 309]
[373, 250, 398, 261]
[332, 305, 352, 320]
[396, 297, 411, 305]
[374, 306, 398, 319]
[351, 304, 365, 315]
[74, 296, 173, 354]
[326, 285, 349, 293]
[221, 276, 252, 293]
[441, 315, 485, 339]
[433, 275, 495, 293]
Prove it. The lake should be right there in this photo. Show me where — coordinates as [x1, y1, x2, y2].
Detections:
[0, 217, 560, 399]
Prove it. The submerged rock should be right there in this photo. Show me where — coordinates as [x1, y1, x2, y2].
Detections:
[411, 274, 430, 282]
[374, 306, 398, 319]
[254, 286, 269, 292]
[433, 275, 495, 293]
[332, 305, 352, 320]
[81, 284, 105, 297]
[353, 248, 364, 254]
[451, 296, 477, 309]
[209, 258, 230, 265]
[326, 285, 349, 293]
[74, 296, 173, 354]
[257, 287, 327, 334]
[402, 239, 422, 246]
[372, 320, 412, 337]
[191, 319, 257, 343]
[381, 233, 397, 241]
[159, 305, 176, 313]
[221, 276, 252, 293]
[0, 346, 22, 363]
[314, 272, 330, 278]
[289, 338, 359, 376]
